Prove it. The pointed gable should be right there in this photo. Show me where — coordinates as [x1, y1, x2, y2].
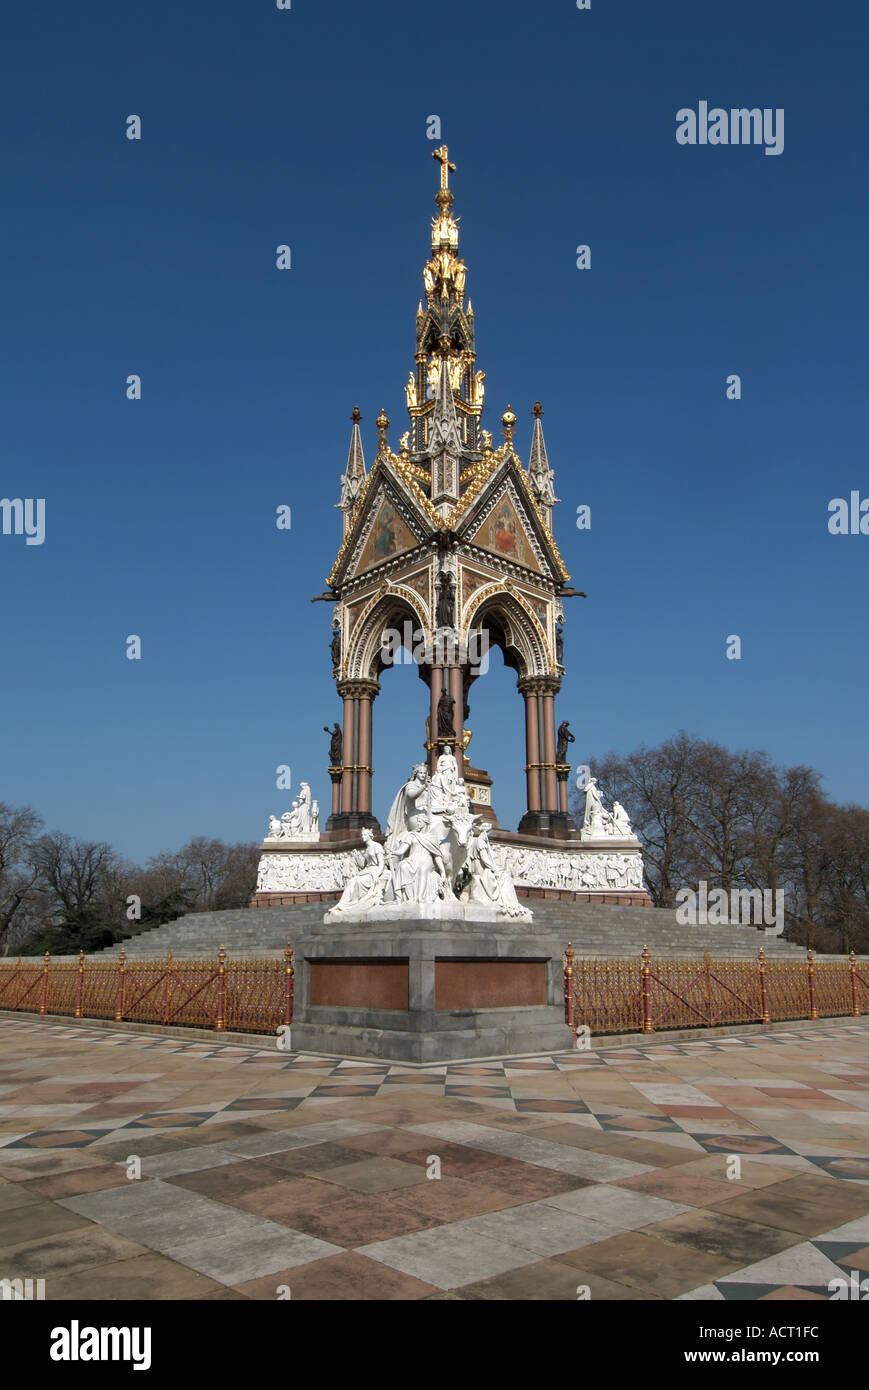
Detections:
[464, 479, 544, 575]
[351, 493, 419, 578]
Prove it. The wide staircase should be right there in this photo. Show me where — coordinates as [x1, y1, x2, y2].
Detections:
[93, 899, 815, 960]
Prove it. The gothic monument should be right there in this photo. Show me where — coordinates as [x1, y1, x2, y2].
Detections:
[250, 149, 647, 1058]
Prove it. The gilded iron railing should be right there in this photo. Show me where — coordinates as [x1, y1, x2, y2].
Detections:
[0, 946, 294, 1036]
[563, 944, 869, 1038]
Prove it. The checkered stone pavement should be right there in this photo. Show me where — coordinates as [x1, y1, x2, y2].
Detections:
[0, 1016, 867, 1299]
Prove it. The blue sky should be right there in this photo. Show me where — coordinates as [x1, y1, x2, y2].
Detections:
[2, 0, 867, 861]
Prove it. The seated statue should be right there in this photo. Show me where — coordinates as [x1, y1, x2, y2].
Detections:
[384, 764, 429, 853]
[459, 819, 529, 918]
[267, 814, 283, 840]
[391, 811, 454, 904]
[610, 801, 634, 838]
[329, 829, 389, 915]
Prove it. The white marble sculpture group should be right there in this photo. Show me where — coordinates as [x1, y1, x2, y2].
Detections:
[254, 765, 645, 904]
[325, 753, 531, 922]
[580, 776, 636, 841]
[265, 782, 320, 841]
[255, 841, 644, 896]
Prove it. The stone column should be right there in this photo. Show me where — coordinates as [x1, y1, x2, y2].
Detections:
[429, 666, 443, 773]
[523, 684, 541, 812]
[518, 675, 569, 837]
[340, 690, 355, 814]
[448, 666, 464, 755]
[329, 680, 380, 835]
[329, 770, 342, 819]
[356, 684, 377, 814]
[542, 691, 558, 812]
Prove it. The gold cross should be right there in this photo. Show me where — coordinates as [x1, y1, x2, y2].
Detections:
[432, 144, 456, 192]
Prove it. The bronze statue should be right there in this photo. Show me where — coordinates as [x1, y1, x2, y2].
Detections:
[556, 719, 575, 764]
[436, 686, 455, 739]
[555, 621, 564, 666]
[324, 723, 343, 766]
[435, 572, 455, 629]
[330, 623, 341, 673]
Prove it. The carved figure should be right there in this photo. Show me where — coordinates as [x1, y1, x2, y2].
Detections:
[436, 686, 455, 738]
[324, 723, 343, 767]
[556, 720, 575, 764]
[459, 819, 527, 917]
[384, 764, 430, 854]
[435, 572, 455, 628]
[329, 829, 389, 915]
[582, 777, 607, 838]
[392, 811, 453, 903]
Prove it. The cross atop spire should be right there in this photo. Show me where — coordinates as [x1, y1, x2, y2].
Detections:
[432, 145, 456, 201]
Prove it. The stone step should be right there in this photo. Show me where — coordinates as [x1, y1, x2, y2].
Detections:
[88, 898, 832, 962]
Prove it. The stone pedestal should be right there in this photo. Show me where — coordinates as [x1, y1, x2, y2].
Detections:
[462, 760, 498, 826]
[322, 811, 381, 838]
[288, 917, 572, 1062]
[517, 809, 577, 839]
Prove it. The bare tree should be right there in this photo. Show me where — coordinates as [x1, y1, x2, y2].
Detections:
[576, 735, 869, 952]
[585, 732, 706, 907]
[0, 803, 45, 956]
[31, 832, 119, 925]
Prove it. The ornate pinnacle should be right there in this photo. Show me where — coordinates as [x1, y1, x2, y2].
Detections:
[376, 408, 390, 452]
[338, 406, 366, 512]
[501, 405, 517, 441]
[533, 400, 544, 419]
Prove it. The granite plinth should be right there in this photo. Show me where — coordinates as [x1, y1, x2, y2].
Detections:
[289, 916, 572, 1062]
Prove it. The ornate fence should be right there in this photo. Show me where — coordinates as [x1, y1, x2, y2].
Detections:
[563, 945, 869, 1038]
[0, 947, 294, 1036]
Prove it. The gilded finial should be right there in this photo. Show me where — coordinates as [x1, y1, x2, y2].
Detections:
[351, 405, 362, 424]
[376, 408, 390, 452]
[501, 405, 517, 441]
[432, 144, 456, 208]
[532, 400, 544, 419]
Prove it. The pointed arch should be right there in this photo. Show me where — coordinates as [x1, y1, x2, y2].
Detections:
[464, 587, 551, 681]
[345, 588, 431, 682]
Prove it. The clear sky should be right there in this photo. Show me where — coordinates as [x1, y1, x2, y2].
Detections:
[2, 0, 867, 861]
